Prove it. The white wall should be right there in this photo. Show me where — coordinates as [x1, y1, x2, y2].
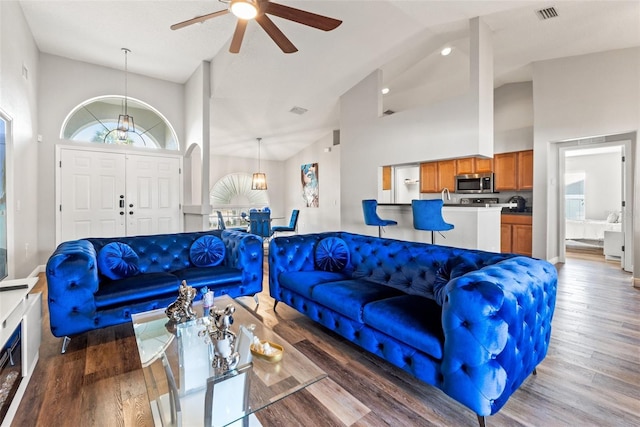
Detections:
[339, 18, 494, 236]
[283, 132, 341, 233]
[566, 152, 621, 221]
[36, 53, 185, 263]
[0, 2, 40, 278]
[494, 81, 533, 153]
[532, 47, 640, 277]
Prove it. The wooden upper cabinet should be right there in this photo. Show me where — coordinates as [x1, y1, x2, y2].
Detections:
[517, 150, 534, 190]
[494, 152, 518, 191]
[475, 157, 493, 173]
[382, 166, 392, 190]
[455, 158, 476, 175]
[438, 160, 457, 192]
[420, 162, 439, 193]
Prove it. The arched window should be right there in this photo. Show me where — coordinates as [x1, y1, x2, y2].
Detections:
[61, 96, 179, 150]
[210, 173, 270, 229]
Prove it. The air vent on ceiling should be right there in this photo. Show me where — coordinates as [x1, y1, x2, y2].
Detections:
[289, 106, 308, 115]
[536, 7, 558, 20]
[383, 109, 395, 116]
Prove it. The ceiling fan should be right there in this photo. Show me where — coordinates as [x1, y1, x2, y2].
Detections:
[170, 0, 342, 54]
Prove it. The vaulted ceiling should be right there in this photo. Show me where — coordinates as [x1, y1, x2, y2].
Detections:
[18, 1, 640, 160]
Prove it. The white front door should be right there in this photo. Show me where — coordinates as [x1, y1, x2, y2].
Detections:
[125, 154, 181, 236]
[58, 147, 182, 244]
[60, 149, 126, 241]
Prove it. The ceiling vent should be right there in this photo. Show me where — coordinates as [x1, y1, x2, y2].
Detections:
[289, 106, 308, 115]
[536, 7, 558, 20]
[383, 109, 395, 116]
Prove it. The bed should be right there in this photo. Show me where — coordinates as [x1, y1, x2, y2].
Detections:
[565, 219, 621, 241]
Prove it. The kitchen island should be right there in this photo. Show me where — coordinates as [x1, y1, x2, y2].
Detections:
[377, 203, 504, 252]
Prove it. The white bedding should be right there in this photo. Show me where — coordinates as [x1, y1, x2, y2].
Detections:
[565, 219, 621, 240]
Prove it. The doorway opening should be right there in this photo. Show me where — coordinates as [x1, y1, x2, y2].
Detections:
[558, 135, 633, 272]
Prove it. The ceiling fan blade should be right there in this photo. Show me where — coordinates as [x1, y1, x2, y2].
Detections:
[256, 15, 297, 54]
[170, 9, 229, 31]
[265, 2, 342, 31]
[229, 20, 248, 53]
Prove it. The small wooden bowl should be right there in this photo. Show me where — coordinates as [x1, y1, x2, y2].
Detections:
[250, 340, 284, 362]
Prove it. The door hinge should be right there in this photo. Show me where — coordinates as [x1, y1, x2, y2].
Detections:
[622, 201, 626, 207]
[622, 155, 625, 162]
[179, 168, 182, 174]
[621, 245, 625, 252]
[59, 160, 62, 168]
[59, 205, 62, 212]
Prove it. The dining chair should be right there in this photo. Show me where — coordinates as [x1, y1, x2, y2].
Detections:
[411, 199, 454, 244]
[216, 211, 246, 231]
[249, 211, 273, 241]
[272, 209, 300, 236]
[362, 199, 397, 238]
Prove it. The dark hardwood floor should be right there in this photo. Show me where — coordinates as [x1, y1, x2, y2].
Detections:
[12, 253, 640, 426]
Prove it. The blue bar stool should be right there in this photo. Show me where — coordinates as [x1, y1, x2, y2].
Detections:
[411, 199, 454, 244]
[362, 199, 397, 238]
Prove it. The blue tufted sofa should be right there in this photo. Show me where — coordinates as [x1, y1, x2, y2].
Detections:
[269, 232, 557, 424]
[46, 230, 263, 343]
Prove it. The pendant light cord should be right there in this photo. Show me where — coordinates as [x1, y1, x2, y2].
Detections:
[122, 48, 131, 116]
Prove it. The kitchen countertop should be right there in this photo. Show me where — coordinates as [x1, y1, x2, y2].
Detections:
[378, 202, 518, 208]
[502, 210, 533, 216]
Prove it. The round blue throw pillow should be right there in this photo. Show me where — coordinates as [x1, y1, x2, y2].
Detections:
[315, 237, 350, 272]
[97, 242, 140, 280]
[433, 253, 481, 305]
[190, 235, 226, 267]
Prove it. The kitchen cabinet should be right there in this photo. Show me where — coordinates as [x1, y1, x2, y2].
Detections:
[420, 162, 438, 193]
[420, 160, 456, 193]
[517, 150, 534, 190]
[455, 158, 475, 175]
[501, 214, 532, 256]
[382, 166, 392, 190]
[438, 160, 456, 191]
[456, 157, 493, 174]
[475, 157, 493, 173]
[494, 150, 533, 191]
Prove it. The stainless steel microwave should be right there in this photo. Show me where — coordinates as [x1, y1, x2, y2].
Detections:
[455, 173, 494, 193]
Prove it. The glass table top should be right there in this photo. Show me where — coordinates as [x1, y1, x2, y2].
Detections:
[132, 295, 327, 427]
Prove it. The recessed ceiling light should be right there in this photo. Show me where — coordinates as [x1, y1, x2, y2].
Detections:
[441, 46, 452, 56]
[381, 87, 390, 95]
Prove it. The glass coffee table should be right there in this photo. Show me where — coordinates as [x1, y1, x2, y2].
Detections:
[132, 295, 326, 427]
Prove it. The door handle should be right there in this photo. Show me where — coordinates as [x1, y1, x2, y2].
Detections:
[129, 204, 134, 208]
[119, 200, 125, 208]
[129, 211, 134, 215]
[120, 212, 124, 216]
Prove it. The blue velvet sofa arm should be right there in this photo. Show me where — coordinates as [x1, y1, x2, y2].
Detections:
[221, 230, 264, 293]
[45, 239, 100, 338]
[440, 256, 558, 416]
[268, 234, 327, 299]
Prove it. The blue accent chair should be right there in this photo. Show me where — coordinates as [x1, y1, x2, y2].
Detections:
[412, 199, 454, 244]
[272, 209, 299, 236]
[249, 210, 273, 241]
[362, 199, 397, 237]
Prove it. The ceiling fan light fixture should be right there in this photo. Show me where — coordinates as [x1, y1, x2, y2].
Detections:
[230, 0, 258, 20]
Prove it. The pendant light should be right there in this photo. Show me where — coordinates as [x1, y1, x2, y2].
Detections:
[251, 137, 267, 190]
[117, 48, 135, 141]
